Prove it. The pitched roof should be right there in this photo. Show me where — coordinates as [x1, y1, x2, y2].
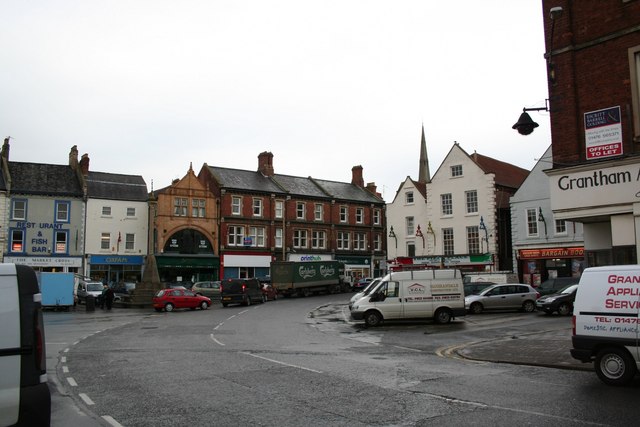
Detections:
[8, 162, 84, 197]
[206, 166, 284, 193]
[470, 152, 529, 189]
[86, 171, 148, 201]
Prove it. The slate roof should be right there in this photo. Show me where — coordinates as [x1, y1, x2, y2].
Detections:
[470, 152, 529, 189]
[8, 162, 84, 197]
[86, 171, 148, 201]
[206, 166, 383, 203]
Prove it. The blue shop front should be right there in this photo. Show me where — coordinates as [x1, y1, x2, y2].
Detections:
[87, 254, 144, 285]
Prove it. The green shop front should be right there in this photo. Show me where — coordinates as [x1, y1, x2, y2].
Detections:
[155, 255, 220, 284]
[337, 255, 381, 282]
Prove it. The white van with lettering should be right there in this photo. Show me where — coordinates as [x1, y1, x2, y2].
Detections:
[350, 269, 465, 327]
[571, 265, 640, 385]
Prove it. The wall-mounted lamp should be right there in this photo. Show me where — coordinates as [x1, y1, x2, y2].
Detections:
[479, 216, 489, 253]
[538, 207, 548, 238]
[513, 99, 550, 136]
[426, 221, 435, 249]
[388, 226, 397, 249]
[415, 225, 425, 249]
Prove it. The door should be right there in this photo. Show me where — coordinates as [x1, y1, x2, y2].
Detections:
[402, 280, 433, 319]
[374, 281, 403, 319]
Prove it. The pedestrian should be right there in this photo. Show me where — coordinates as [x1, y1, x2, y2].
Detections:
[100, 284, 108, 309]
[105, 286, 115, 310]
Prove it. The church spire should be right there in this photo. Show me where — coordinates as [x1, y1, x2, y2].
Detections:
[418, 124, 430, 183]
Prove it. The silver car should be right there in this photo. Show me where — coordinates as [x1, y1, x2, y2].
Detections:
[465, 283, 539, 314]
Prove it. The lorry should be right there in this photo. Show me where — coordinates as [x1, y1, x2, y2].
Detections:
[270, 261, 347, 297]
[350, 268, 465, 326]
[39, 272, 76, 310]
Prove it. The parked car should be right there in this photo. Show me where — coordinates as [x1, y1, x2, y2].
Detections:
[220, 278, 264, 307]
[76, 280, 105, 304]
[152, 288, 211, 312]
[536, 284, 579, 316]
[352, 277, 373, 291]
[192, 281, 221, 300]
[349, 278, 381, 308]
[463, 281, 495, 296]
[465, 284, 540, 314]
[261, 283, 278, 301]
[537, 276, 580, 296]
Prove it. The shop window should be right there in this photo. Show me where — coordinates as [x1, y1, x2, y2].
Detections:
[11, 199, 26, 220]
[54, 231, 68, 254]
[10, 229, 24, 252]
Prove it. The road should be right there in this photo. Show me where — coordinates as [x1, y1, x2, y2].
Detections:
[46, 294, 639, 426]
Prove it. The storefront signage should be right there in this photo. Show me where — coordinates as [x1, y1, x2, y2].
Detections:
[288, 254, 333, 262]
[90, 255, 144, 265]
[4, 256, 82, 267]
[414, 254, 492, 267]
[585, 106, 622, 160]
[519, 247, 584, 260]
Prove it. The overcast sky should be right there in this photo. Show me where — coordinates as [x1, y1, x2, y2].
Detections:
[1, 1, 551, 201]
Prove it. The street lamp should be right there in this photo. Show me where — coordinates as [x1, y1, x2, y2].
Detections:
[479, 216, 489, 253]
[538, 207, 548, 238]
[388, 226, 397, 249]
[512, 99, 549, 135]
[415, 225, 425, 249]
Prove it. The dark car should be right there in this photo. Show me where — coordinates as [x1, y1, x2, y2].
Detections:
[536, 284, 579, 316]
[537, 276, 580, 296]
[220, 278, 264, 307]
[352, 277, 373, 291]
[261, 283, 278, 301]
[152, 288, 211, 312]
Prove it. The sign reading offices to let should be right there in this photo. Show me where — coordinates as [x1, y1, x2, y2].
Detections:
[585, 106, 622, 160]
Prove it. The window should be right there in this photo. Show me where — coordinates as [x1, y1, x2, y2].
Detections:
[405, 191, 414, 204]
[252, 198, 262, 217]
[11, 199, 26, 220]
[293, 229, 307, 248]
[340, 206, 348, 223]
[249, 227, 265, 247]
[231, 196, 241, 215]
[314, 204, 323, 221]
[10, 229, 24, 252]
[228, 226, 244, 246]
[102, 206, 111, 216]
[126, 207, 136, 217]
[451, 165, 463, 177]
[337, 232, 350, 250]
[275, 201, 284, 219]
[192, 199, 205, 218]
[54, 231, 68, 254]
[125, 233, 135, 250]
[355, 208, 364, 224]
[526, 208, 539, 237]
[354, 233, 366, 251]
[275, 228, 283, 248]
[101, 233, 110, 250]
[312, 231, 326, 249]
[374, 234, 381, 251]
[407, 243, 415, 257]
[381, 281, 399, 298]
[55, 201, 70, 222]
[467, 226, 480, 254]
[373, 209, 380, 225]
[174, 198, 187, 216]
[443, 228, 454, 256]
[441, 193, 453, 216]
[405, 216, 414, 236]
[296, 202, 305, 219]
[555, 219, 567, 235]
[630, 45, 640, 141]
[465, 190, 478, 214]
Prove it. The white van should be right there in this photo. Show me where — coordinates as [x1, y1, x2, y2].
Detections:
[0, 264, 51, 426]
[350, 269, 465, 326]
[571, 265, 640, 386]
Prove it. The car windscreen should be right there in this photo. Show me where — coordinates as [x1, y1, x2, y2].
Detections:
[362, 279, 381, 295]
[86, 283, 103, 291]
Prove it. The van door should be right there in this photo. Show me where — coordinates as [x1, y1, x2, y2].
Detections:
[402, 280, 433, 319]
[373, 281, 403, 320]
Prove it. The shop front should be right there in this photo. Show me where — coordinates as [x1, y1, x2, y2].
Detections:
[3, 255, 83, 273]
[336, 255, 374, 282]
[86, 255, 145, 285]
[155, 255, 220, 284]
[517, 247, 585, 287]
[221, 252, 272, 279]
[413, 254, 495, 273]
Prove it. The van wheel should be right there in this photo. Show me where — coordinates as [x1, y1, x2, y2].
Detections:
[164, 303, 174, 312]
[470, 302, 483, 314]
[364, 311, 382, 327]
[522, 300, 535, 313]
[434, 308, 452, 324]
[557, 302, 572, 316]
[595, 347, 637, 386]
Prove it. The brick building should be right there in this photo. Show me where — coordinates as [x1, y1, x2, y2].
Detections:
[198, 152, 386, 280]
[540, 0, 640, 266]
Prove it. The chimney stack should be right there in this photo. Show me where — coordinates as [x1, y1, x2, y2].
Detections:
[258, 151, 274, 177]
[79, 153, 90, 176]
[351, 165, 364, 188]
[69, 145, 79, 169]
[2, 137, 10, 161]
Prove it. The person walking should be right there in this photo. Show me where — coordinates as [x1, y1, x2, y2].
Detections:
[104, 286, 115, 310]
[99, 284, 108, 309]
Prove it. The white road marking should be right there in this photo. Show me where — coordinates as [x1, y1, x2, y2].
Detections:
[63, 348, 70, 353]
[210, 334, 225, 346]
[66, 377, 78, 387]
[79, 393, 94, 405]
[62, 366, 69, 373]
[214, 323, 223, 329]
[61, 356, 67, 363]
[241, 351, 322, 374]
[102, 415, 124, 427]
[391, 345, 422, 353]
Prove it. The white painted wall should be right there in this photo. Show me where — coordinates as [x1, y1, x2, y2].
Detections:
[84, 199, 148, 255]
[386, 177, 428, 258]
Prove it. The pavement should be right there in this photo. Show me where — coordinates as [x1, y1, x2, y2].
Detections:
[454, 326, 593, 371]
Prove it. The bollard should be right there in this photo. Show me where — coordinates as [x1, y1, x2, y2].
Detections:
[86, 295, 95, 312]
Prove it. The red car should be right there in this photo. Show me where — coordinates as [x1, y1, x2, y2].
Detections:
[261, 284, 278, 301]
[152, 288, 211, 312]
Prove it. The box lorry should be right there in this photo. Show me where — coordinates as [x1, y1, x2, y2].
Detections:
[350, 269, 465, 326]
[570, 265, 640, 386]
[39, 272, 75, 310]
[270, 261, 347, 297]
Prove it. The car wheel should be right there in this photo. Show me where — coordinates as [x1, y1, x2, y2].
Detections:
[245, 297, 251, 306]
[165, 303, 174, 312]
[557, 302, 572, 316]
[470, 302, 483, 314]
[595, 347, 637, 386]
[200, 301, 208, 310]
[364, 310, 382, 327]
[522, 300, 535, 313]
[222, 303, 228, 307]
[434, 308, 452, 324]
